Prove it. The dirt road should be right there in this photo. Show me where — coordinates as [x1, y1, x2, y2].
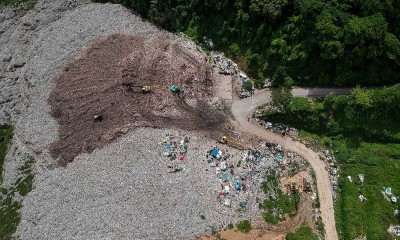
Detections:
[231, 88, 350, 240]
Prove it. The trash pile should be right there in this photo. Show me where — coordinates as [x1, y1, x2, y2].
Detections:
[205, 143, 281, 210]
[161, 133, 189, 173]
[266, 143, 286, 170]
[210, 52, 238, 75]
[388, 225, 400, 237]
[383, 186, 398, 203]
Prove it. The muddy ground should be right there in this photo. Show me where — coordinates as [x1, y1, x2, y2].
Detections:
[48, 33, 229, 165]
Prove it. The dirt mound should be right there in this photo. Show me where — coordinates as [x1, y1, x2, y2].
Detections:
[49, 33, 227, 165]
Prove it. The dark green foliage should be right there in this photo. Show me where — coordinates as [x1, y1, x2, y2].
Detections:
[285, 225, 318, 240]
[0, 156, 35, 240]
[235, 220, 251, 233]
[261, 171, 299, 224]
[0, 194, 21, 240]
[271, 87, 293, 111]
[242, 80, 254, 92]
[0, 124, 13, 184]
[334, 142, 400, 239]
[94, 0, 400, 86]
[227, 223, 234, 230]
[262, 211, 279, 224]
[267, 84, 400, 141]
[0, 125, 35, 240]
[16, 157, 35, 197]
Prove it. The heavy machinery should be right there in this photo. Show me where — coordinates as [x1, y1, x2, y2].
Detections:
[303, 178, 312, 192]
[131, 85, 151, 93]
[170, 85, 183, 94]
[218, 136, 248, 150]
[93, 114, 103, 122]
[290, 181, 299, 192]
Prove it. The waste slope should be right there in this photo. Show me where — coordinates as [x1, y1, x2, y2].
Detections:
[49, 33, 226, 166]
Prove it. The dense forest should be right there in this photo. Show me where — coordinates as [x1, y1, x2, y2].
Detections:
[268, 84, 400, 141]
[95, 0, 400, 87]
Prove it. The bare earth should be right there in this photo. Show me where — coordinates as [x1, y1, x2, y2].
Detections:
[48, 33, 227, 165]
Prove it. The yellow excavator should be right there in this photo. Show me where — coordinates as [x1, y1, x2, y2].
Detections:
[218, 136, 248, 150]
[131, 85, 151, 93]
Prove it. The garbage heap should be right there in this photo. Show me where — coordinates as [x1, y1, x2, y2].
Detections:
[210, 52, 238, 75]
[206, 144, 279, 211]
[161, 133, 190, 173]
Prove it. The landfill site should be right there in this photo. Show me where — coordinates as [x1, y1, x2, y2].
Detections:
[0, 1, 328, 239]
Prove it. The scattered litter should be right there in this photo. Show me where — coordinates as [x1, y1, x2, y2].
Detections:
[239, 201, 248, 208]
[347, 176, 352, 182]
[358, 174, 365, 183]
[203, 36, 214, 48]
[205, 142, 283, 209]
[388, 225, 400, 236]
[359, 194, 367, 202]
[161, 133, 189, 172]
[311, 192, 317, 200]
[210, 52, 239, 76]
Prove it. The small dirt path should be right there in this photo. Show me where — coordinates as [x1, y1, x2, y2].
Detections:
[230, 88, 350, 240]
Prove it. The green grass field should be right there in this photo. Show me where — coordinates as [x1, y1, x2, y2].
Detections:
[334, 141, 400, 239]
[286, 225, 318, 240]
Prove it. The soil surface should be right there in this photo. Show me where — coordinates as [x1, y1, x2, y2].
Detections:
[48, 33, 227, 165]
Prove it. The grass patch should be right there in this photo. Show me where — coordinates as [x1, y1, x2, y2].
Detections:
[262, 211, 279, 224]
[236, 220, 251, 233]
[0, 193, 21, 239]
[15, 156, 35, 197]
[0, 124, 36, 240]
[285, 225, 318, 240]
[227, 223, 234, 230]
[0, 125, 13, 184]
[298, 130, 332, 149]
[260, 171, 300, 223]
[334, 141, 400, 239]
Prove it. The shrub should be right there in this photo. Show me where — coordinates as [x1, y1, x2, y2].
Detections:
[236, 220, 251, 233]
[262, 211, 279, 224]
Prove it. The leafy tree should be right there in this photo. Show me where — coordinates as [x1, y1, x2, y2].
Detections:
[236, 220, 252, 233]
[243, 80, 254, 92]
[350, 86, 373, 109]
[285, 226, 318, 240]
[284, 76, 294, 88]
[95, 0, 400, 87]
[271, 87, 292, 111]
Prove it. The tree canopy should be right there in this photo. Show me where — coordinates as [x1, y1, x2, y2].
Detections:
[95, 0, 400, 87]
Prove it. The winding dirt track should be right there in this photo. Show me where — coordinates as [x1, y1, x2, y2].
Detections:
[231, 88, 351, 240]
